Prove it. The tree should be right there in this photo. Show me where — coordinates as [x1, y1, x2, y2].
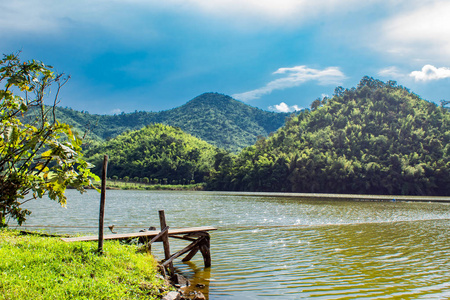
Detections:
[84, 123, 218, 184]
[310, 98, 321, 111]
[0, 53, 99, 226]
[334, 86, 345, 97]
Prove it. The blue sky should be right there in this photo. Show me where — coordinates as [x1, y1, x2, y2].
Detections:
[2, 0, 450, 114]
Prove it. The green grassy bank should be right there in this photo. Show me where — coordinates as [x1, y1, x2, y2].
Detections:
[94, 180, 206, 191]
[0, 229, 171, 299]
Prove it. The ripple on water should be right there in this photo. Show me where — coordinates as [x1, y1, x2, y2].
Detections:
[197, 220, 450, 299]
[17, 190, 450, 299]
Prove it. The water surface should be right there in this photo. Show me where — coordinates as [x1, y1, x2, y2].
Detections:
[16, 190, 450, 299]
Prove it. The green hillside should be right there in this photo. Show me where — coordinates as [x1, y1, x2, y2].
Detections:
[85, 123, 218, 184]
[207, 77, 450, 196]
[55, 93, 289, 152]
[157, 93, 288, 152]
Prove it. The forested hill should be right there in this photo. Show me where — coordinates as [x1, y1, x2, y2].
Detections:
[85, 123, 218, 184]
[55, 93, 289, 152]
[208, 77, 450, 196]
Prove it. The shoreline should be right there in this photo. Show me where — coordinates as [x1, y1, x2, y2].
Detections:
[202, 191, 450, 203]
[80, 185, 450, 203]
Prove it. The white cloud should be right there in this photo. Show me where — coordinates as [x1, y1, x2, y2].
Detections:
[269, 102, 302, 113]
[232, 66, 345, 102]
[410, 65, 450, 81]
[378, 66, 406, 79]
[110, 108, 122, 114]
[380, 1, 450, 61]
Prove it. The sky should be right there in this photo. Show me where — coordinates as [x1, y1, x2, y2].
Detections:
[1, 0, 450, 114]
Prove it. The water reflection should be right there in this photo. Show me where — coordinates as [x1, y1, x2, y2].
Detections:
[178, 262, 211, 299]
[15, 190, 450, 299]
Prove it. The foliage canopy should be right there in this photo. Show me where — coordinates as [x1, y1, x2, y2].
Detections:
[55, 93, 289, 152]
[85, 123, 219, 184]
[207, 77, 450, 196]
[0, 53, 98, 225]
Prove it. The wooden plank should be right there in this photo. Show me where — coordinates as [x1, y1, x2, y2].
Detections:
[168, 235, 196, 242]
[61, 226, 216, 242]
[182, 247, 199, 262]
[183, 231, 210, 237]
[162, 236, 206, 267]
[148, 226, 169, 245]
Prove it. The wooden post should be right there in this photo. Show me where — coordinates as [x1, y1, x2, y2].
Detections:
[199, 234, 211, 267]
[182, 231, 211, 267]
[159, 210, 173, 273]
[98, 155, 108, 254]
[141, 226, 169, 253]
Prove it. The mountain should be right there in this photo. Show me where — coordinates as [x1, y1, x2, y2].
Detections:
[207, 77, 450, 196]
[55, 93, 289, 152]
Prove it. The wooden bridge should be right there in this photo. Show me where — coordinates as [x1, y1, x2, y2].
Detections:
[62, 210, 216, 271]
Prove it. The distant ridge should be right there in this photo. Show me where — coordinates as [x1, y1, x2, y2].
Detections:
[55, 93, 290, 152]
[158, 93, 289, 152]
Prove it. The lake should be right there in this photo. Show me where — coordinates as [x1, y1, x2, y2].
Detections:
[15, 190, 450, 299]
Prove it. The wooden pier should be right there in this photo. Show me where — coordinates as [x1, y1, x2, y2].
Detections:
[62, 211, 216, 271]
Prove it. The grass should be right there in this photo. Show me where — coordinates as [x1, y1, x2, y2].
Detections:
[0, 229, 172, 299]
[95, 180, 206, 191]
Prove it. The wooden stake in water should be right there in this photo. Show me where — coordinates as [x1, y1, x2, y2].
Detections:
[98, 155, 108, 254]
[159, 210, 174, 273]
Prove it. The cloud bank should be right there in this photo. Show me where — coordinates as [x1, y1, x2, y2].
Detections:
[232, 66, 345, 102]
[178, 0, 371, 26]
[0, 0, 375, 37]
[380, 1, 450, 61]
[410, 65, 450, 81]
